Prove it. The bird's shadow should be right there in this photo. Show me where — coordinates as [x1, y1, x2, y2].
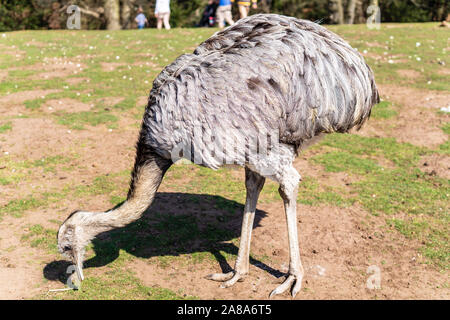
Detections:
[43, 192, 285, 284]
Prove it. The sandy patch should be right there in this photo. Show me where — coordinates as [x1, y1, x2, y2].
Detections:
[420, 154, 450, 179]
[42, 98, 92, 113]
[12, 58, 87, 80]
[136, 96, 148, 108]
[100, 61, 157, 72]
[97, 96, 124, 107]
[0, 89, 60, 106]
[0, 70, 8, 82]
[397, 69, 422, 79]
[437, 68, 450, 76]
[25, 41, 48, 48]
[365, 42, 385, 48]
[65, 77, 90, 85]
[130, 198, 448, 299]
[360, 85, 450, 148]
[100, 62, 125, 72]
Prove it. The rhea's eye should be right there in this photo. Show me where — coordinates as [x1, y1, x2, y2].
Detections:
[63, 245, 72, 252]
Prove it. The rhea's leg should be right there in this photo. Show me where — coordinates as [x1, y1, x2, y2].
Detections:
[207, 168, 265, 287]
[269, 166, 304, 298]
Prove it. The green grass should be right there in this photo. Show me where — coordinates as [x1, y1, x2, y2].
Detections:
[43, 268, 197, 300]
[328, 23, 449, 92]
[312, 133, 449, 268]
[0, 121, 12, 133]
[1, 24, 448, 299]
[298, 178, 354, 207]
[56, 111, 118, 130]
[0, 197, 45, 218]
[370, 101, 398, 119]
[24, 98, 44, 110]
[21, 224, 58, 254]
[441, 123, 450, 135]
[0, 154, 73, 187]
[312, 151, 382, 174]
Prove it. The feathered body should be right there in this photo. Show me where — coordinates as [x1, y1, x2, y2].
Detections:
[141, 13, 379, 170]
[58, 14, 379, 297]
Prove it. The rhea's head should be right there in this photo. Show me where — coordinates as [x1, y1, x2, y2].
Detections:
[57, 210, 92, 281]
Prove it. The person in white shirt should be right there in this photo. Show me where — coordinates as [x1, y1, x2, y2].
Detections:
[155, 0, 171, 30]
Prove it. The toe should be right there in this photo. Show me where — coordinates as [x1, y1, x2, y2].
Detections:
[220, 272, 243, 288]
[291, 277, 302, 298]
[269, 275, 295, 298]
[206, 271, 234, 282]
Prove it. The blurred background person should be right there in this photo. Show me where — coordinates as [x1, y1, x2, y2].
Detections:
[198, 0, 219, 27]
[217, 0, 235, 29]
[135, 6, 148, 29]
[238, 0, 257, 19]
[155, 0, 171, 30]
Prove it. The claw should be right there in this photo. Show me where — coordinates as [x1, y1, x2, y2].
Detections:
[206, 271, 234, 282]
[220, 273, 244, 288]
[269, 273, 303, 298]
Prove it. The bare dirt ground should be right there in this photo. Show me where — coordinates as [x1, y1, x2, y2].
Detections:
[0, 21, 449, 299]
[0, 80, 448, 299]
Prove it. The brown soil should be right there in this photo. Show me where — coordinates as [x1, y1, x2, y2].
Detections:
[0, 70, 8, 82]
[437, 68, 450, 76]
[357, 84, 450, 148]
[131, 201, 448, 300]
[100, 61, 158, 72]
[14, 59, 87, 80]
[42, 98, 92, 113]
[419, 154, 450, 179]
[100, 62, 125, 72]
[96, 97, 124, 107]
[65, 77, 90, 85]
[397, 69, 422, 79]
[0, 83, 448, 300]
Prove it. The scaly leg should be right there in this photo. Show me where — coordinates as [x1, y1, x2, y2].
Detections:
[207, 168, 265, 287]
[269, 166, 304, 298]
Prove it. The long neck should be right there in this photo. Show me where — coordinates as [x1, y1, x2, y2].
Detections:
[83, 145, 172, 236]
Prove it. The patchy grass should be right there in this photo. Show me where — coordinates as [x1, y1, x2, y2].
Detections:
[328, 23, 449, 92]
[24, 98, 44, 110]
[313, 133, 449, 268]
[370, 101, 398, 119]
[312, 151, 382, 174]
[316, 134, 429, 167]
[0, 197, 45, 218]
[56, 111, 118, 130]
[1, 24, 448, 299]
[0, 121, 12, 133]
[441, 122, 450, 135]
[21, 224, 58, 254]
[44, 269, 196, 300]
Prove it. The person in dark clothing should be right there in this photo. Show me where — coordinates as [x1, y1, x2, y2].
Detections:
[198, 0, 219, 27]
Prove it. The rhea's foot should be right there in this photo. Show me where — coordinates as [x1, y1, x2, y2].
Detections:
[206, 271, 246, 288]
[269, 271, 303, 298]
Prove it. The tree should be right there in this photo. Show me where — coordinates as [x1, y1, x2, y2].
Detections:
[346, 0, 356, 24]
[329, 0, 344, 24]
[104, 0, 120, 30]
[120, 0, 133, 29]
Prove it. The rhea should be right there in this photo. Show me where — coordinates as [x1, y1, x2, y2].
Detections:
[58, 14, 379, 297]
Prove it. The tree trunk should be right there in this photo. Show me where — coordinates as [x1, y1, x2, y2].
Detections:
[354, 0, 364, 24]
[330, 0, 344, 24]
[121, 0, 132, 29]
[104, 0, 121, 30]
[346, 0, 356, 24]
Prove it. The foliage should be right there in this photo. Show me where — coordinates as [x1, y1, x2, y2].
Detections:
[0, 0, 46, 31]
[0, 0, 448, 31]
